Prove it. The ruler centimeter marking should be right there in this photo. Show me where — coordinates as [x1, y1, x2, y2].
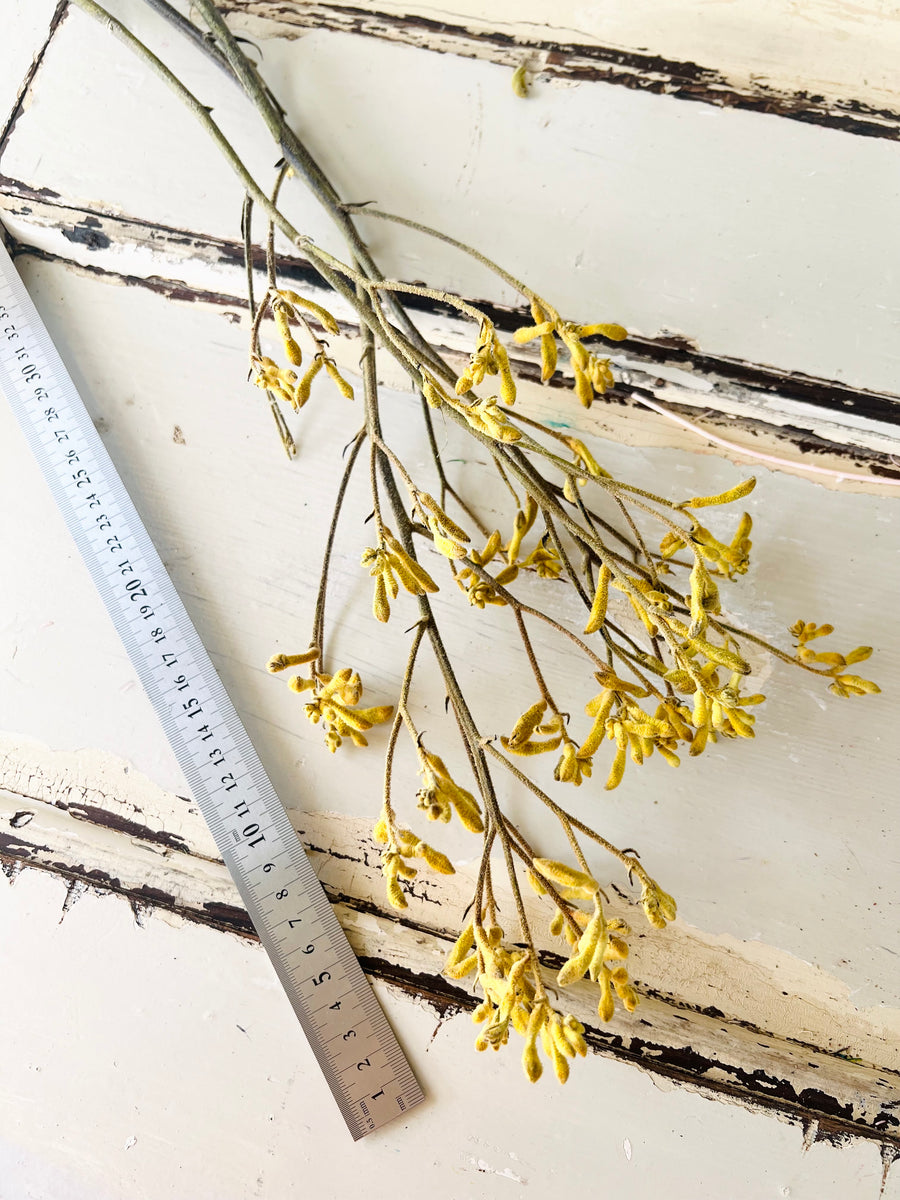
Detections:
[0, 238, 424, 1139]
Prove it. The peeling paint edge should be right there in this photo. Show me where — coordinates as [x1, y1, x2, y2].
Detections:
[0, 0, 70, 155]
[222, 0, 900, 143]
[5, 209, 900, 484]
[2, 846, 898, 1151]
[5, 189, 900, 434]
[5, 191, 899, 433]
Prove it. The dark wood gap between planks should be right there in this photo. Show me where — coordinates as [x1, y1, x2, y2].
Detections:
[0, 0, 70, 157]
[3, 0, 898, 168]
[223, 0, 900, 142]
[6, 187, 898, 431]
[2, 840, 899, 1155]
[3, 3, 897, 453]
[3, 195, 899, 482]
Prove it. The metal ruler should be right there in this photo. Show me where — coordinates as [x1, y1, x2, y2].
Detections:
[0, 238, 424, 1139]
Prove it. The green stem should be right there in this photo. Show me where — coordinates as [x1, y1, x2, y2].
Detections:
[189, 0, 448, 375]
[512, 606, 563, 726]
[360, 337, 537, 952]
[482, 741, 651, 884]
[381, 619, 429, 831]
[71, 0, 303, 249]
[419, 393, 490, 538]
[266, 162, 291, 290]
[346, 206, 540, 305]
[312, 428, 366, 673]
[540, 508, 592, 608]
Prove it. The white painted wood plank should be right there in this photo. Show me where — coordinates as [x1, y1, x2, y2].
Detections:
[0, 0, 65, 136]
[231, 0, 900, 121]
[4, 1, 900, 395]
[1, 867, 896, 1199]
[2, 745, 899, 1137]
[1, 3, 899, 1188]
[2, 256, 898, 1019]
[3, 196, 899, 482]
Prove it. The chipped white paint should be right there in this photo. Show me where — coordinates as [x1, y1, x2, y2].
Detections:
[3, 738, 900, 1080]
[2, 194, 899, 487]
[0, 0, 62, 129]
[3, 256, 898, 1000]
[2, 1, 900, 1193]
[1, 233, 898, 1192]
[3, 869, 897, 1200]
[5, 1, 900, 394]
[3, 737, 900, 1139]
[230, 0, 900, 120]
[0, 736, 217, 858]
[467, 1157, 525, 1183]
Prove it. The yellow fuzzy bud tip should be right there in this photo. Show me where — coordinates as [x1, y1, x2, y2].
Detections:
[324, 359, 355, 400]
[578, 322, 628, 342]
[584, 564, 612, 635]
[372, 573, 391, 624]
[533, 859, 598, 894]
[288, 675, 316, 694]
[540, 332, 558, 382]
[522, 1042, 542, 1081]
[279, 290, 340, 335]
[445, 922, 475, 970]
[420, 843, 455, 875]
[605, 744, 627, 790]
[679, 477, 756, 510]
[283, 336, 304, 367]
[421, 376, 445, 407]
[526, 869, 548, 895]
[294, 355, 324, 408]
[511, 61, 529, 98]
[267, 648, 319, 672]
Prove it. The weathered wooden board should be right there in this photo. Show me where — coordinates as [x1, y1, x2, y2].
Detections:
[3, 743, 900, 1143]
[3, 868, 896, 1199]
[226, 0, 900, 138]
[1, 257, 898, 1101]
[2, 195, 899, 487]
[2, 2, 899, 1194]
[0, 0, 66, 148]
[3, 0, 900, 395]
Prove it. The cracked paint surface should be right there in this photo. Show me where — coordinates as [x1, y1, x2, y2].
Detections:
[1, 2, 899, 1194]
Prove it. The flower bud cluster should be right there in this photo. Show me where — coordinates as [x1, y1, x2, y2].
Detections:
[372, 811, 455, 910]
